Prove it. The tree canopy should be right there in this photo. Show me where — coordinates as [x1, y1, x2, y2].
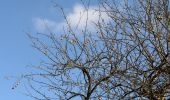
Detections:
[23, 0, 170, 100]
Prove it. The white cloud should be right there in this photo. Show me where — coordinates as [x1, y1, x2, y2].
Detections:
[65, 4, 109, 31]
[34, 4, 110, 33]
[33, 18, 58, 32]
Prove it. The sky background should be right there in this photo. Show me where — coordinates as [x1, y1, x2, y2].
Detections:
[0, 0, 89, 99]
[0, 0, 104, 99]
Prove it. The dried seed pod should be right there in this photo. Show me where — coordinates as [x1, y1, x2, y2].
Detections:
[157, 16, 163, 20]
[157, 32, 162, 39]
[83, 38, 90, 46]
[167, 34, 170, 42]
[71, 38, 77, 44]
[147, 23, 153, 32]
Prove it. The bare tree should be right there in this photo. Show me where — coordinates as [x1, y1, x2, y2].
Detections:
[21, 0, 170, 100]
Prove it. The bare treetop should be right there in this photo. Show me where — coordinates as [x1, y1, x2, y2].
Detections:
[23, 0, 170, 100]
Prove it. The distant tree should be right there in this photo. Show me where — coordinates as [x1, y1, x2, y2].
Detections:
[23, 0, 170, 99]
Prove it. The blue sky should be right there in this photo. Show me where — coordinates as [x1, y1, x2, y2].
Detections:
[0, 0, 105, 99]
[0, 0, 84, 99]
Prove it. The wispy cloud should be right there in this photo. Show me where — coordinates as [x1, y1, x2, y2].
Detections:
[33, 4, 109, 33]
[64, 4, 109, 31]
[33, 18, 58, 32]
